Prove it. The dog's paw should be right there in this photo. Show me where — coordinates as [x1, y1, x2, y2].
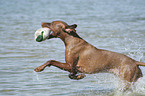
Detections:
[76, 74, 86, 80]
[68, 73, 86, 80]
[68, 73, 75, 79]
[34, 67, 44, 72]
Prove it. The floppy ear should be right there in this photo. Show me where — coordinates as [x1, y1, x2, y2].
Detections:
[41, 22, 51, 28]
[65, 24, 77, 33]
[68, 24, 77, 29]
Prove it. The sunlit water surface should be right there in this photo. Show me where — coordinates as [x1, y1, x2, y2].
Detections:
[0, 0, 145, 96]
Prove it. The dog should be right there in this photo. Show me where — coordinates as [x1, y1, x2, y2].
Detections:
[34, 21, 145, 91]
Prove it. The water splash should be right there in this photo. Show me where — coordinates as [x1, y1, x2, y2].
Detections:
[112, 38, 145, 96]
[33, 71, 40, 81]
[112, 79, 145, 96]
[132, 78, 145, 95]
[124, 38, 144, 61]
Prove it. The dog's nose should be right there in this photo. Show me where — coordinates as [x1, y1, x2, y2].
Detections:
[41, 22, 46, 27]
[41, 22, 50, 28]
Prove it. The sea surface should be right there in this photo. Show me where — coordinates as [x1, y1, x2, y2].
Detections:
[0, 0, 145, 96]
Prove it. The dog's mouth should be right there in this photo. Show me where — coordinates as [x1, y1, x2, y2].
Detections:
[48, 30, 54, 39]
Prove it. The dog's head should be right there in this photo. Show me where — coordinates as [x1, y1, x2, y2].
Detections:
[41, 21, 77, 39]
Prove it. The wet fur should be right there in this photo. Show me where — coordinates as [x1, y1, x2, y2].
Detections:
[34, 21, 145, 91]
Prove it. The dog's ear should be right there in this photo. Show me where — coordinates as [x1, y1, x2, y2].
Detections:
[41, 22, 51, 28]
[68, 24, 77, 29]
[65, 24, 77, 33]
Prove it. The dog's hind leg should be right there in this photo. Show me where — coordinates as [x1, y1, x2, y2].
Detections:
[119, 64, 142, 91]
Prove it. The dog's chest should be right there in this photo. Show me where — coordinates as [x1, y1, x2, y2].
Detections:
[65, 46, 81, 64]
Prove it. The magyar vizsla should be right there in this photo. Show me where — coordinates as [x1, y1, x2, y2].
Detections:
[34, 21, 145, 91]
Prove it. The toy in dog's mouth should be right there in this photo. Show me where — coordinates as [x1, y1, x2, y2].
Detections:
[34, 28, 53, 42]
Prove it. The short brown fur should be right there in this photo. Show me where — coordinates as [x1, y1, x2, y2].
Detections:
[35, 21, 145, 90]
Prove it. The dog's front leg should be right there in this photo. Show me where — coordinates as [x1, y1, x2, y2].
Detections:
[34, 60, 72, 72]
[34, 60, 86, 80]
[68, 57, 86, 80]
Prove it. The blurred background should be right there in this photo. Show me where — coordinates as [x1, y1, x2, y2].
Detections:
[0, 0, 145, 96]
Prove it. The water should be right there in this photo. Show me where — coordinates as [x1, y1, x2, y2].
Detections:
[0, 0, 145, 96]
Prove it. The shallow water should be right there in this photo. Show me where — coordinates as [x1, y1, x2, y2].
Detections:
[0, 0, 145, 96]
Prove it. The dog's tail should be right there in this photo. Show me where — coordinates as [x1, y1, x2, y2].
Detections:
[136, 61, 145, 66]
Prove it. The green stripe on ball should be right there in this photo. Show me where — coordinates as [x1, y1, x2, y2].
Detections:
[36, 31, 44, 42]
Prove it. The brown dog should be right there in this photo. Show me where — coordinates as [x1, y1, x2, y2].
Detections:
[34, 21, 145, 90]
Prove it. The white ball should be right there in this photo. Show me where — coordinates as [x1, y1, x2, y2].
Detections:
[34, 28, 51, 41]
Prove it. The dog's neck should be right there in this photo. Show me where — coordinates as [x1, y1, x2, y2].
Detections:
[59, 31, 85, 46]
